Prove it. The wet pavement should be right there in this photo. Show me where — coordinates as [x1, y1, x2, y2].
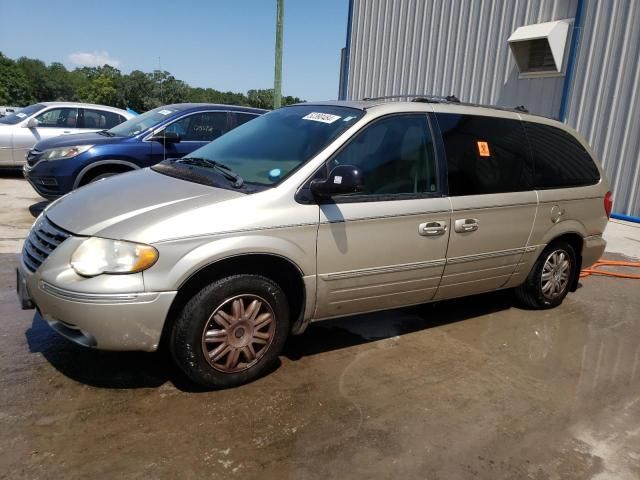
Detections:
[1, 176, 639, 479]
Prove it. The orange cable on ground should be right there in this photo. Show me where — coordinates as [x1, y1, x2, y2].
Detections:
[580, 259, 640, 279]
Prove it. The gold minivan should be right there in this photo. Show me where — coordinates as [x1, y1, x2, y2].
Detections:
[18, 97, 611, 388]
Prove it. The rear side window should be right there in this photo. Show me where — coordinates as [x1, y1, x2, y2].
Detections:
[230, 112, 259, 129]
[436, 113, 532, 196]
[523, 122, 600, 188]
[81, 109, 123, 129]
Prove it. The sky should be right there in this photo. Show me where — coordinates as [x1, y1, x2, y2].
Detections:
[0, 0, 349, 100]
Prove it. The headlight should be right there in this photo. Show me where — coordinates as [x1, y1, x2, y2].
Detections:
[42, 145, 93, 161]
[70, 237, 158, 277]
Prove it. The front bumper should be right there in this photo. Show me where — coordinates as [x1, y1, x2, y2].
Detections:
[18, 254, 177, 352]
[23, 163, 66, 200]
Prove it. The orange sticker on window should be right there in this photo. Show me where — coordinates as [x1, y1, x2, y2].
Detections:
[477, 141, 491, 157]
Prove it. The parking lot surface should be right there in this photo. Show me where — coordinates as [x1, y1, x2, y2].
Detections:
[1, 175, 639, 479]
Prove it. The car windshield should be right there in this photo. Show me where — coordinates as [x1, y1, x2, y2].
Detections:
[107, 106, 183, 137]
[0, 103, 46, 125]
[177, 105, 364, 186]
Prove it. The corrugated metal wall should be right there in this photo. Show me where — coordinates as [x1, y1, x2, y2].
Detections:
[565, 0, 640, 216]
[346, 0, 640, 216]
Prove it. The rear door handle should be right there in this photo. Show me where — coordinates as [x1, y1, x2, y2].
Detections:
[454, 218, 479, 233]
[419, 221, 448, 236]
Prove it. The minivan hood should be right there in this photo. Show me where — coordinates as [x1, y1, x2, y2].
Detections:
[46, 168, 245, 241]
[34, 131, 127, 151]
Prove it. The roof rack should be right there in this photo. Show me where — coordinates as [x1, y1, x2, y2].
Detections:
[361, 94, 456, 103]
[361, 93, 531, 115]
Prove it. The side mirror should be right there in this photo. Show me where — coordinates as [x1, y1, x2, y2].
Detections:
[150, 130, 180, 144]
[25, 118, 39, 128]
[310, 165, 364, 198]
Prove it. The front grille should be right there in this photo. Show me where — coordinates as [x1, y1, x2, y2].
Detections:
[27, 149, 43, 166]
[22, 217, 70, 272]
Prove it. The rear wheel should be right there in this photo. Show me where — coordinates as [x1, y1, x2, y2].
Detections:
[170, 274, 290, 389]
[515, 241, 576, 309]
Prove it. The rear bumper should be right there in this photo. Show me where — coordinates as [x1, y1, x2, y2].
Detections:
[19, 258, 177, 352]
[582, 234, 607, 268]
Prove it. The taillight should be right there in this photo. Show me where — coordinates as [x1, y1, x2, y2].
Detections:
[604, 191, 613, 219]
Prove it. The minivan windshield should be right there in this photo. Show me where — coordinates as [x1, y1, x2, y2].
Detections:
[169, 105, 364, 186]
[108, 106, 182, 137]
[0, 103, 46, 125]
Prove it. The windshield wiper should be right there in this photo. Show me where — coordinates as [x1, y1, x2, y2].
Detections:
[177, 157, 244, 188]
[97, 130, 116, 137]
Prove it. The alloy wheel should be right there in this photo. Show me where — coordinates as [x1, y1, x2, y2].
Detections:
[201, 294, 276, 373]
[541, 250, 571, 300]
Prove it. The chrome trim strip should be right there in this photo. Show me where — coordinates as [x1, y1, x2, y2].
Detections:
[39, 281, 162, 303]
[446, 247, 527, 265]
[323, 258, 446, 281]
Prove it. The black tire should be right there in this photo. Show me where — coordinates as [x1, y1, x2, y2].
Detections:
[515, 240, 576, 309]
[170, 274, 290, 389]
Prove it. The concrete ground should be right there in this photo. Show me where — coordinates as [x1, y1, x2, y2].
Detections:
[1, 174, 639, 480]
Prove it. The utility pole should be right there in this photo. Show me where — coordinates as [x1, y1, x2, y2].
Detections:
[273, 0, 284, 109]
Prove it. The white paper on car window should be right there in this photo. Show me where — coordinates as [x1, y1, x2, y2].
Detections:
[16, 113, 27, 118]
[302, 112, 341, 124]
[158, 109, 173, 115]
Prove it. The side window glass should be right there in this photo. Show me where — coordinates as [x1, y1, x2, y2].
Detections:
[436, 113, 532, 196]
[231, 112, 259, 128]
[35, 108, 78, 128]
[166, 112, 227, 141]
[523, 122, 600, 188]
[329, 115, 438, 196]
[83, 109, 122, 129]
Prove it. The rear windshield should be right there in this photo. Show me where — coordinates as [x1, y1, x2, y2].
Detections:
[176, 105, 364, 186]
[108, 106, 183, 137]
[0, 103, 46, 125]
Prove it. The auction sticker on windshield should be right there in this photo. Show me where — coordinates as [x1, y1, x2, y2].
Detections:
[302, 112, 341, 124]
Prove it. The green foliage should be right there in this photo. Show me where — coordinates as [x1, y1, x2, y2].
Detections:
[0, 52, 303, 111]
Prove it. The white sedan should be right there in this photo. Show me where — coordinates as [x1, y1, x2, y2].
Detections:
[0, 102, 134, 167]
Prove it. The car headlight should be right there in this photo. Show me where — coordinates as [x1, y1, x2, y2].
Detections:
[42, 145, 94, 161]
[70, 237, 158, 277]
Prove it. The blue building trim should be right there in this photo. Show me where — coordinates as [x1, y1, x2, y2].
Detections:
[340, 0, 355, 100]
[558, 0, 586, 122]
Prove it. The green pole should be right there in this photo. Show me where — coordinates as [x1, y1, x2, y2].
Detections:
[274, 0, 284, 109]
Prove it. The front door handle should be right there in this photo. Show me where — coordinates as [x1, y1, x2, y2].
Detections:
[419, 221, 447, 236]
[454, 218, 479, 233]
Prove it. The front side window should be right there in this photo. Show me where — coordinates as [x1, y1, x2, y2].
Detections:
[436, 113, 532, 196]
[327, 114, 438, 196]
[165, 112, 227, 141]
[35, 108, 78, 128]
[81, 109, 122, 129]
[168, 105, 364, 185]
[523, 122, 600, 188]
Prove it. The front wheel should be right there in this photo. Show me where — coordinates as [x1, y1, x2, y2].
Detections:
[170, 274, 290, 389]
[515, 241, 576, 309]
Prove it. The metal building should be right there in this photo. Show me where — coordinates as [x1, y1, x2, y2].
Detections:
[339, 0, 640, 216]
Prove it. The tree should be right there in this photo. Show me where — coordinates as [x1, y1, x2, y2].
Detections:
[77, 75, 118, 105]
[0, 51, 304, 110]
[0, 53, 33, 105]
